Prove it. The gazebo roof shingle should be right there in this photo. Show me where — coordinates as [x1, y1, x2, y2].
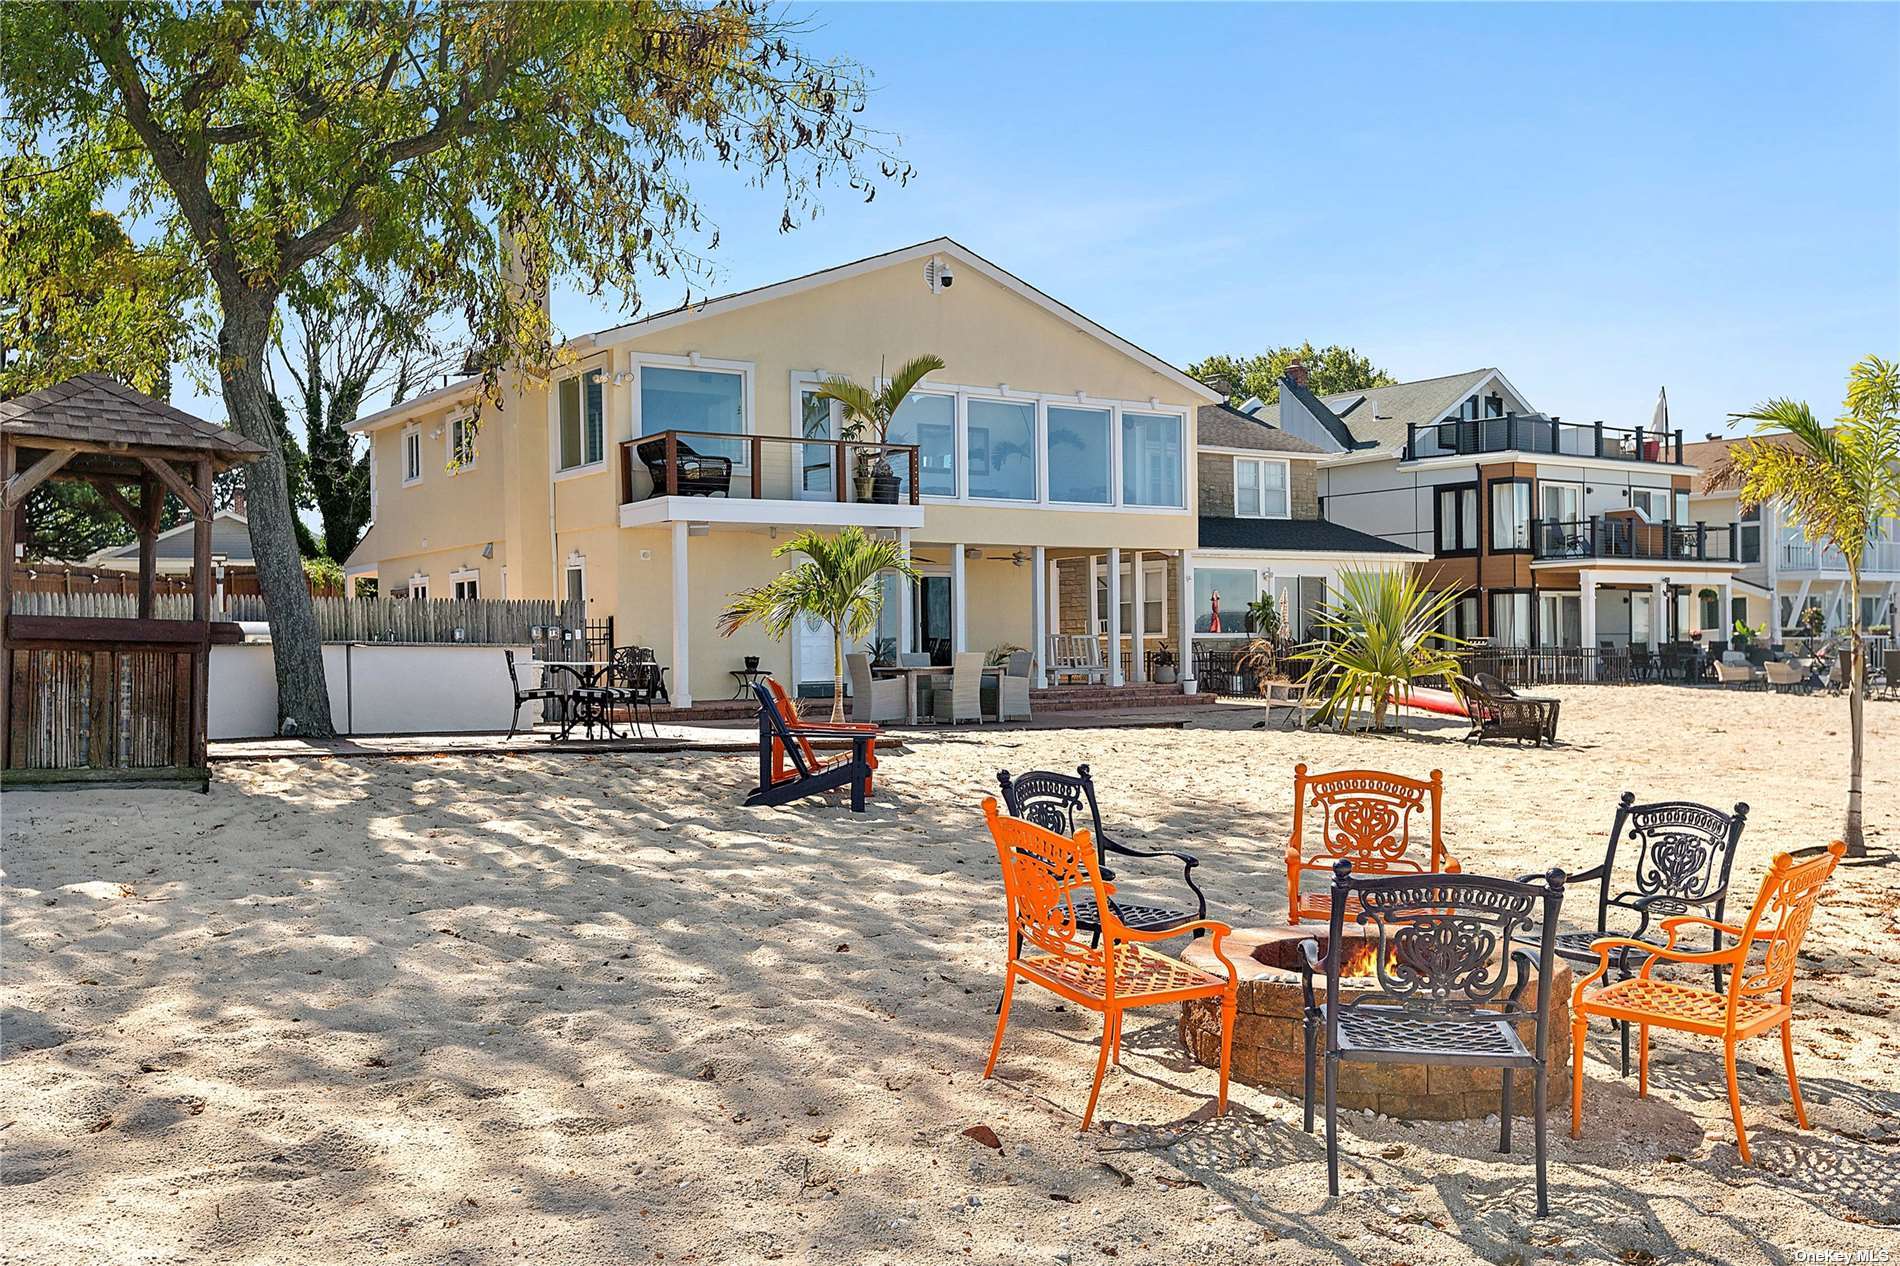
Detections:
[0, 374, 264, 468]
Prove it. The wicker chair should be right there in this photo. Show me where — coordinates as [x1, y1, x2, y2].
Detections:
[845, 652, 905, 723]
[635, 436, 732, 497]
[1764, 659, 1807, 693]
[932, 651, 986, 724]
[984, 649, 1033, 721]
[1455, 673, 1559, 746]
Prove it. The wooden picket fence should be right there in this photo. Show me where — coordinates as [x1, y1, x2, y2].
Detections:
[8, 592, 584, 646]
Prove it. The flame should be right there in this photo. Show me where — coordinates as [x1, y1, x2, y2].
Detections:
[1337, 938, 1401, 980]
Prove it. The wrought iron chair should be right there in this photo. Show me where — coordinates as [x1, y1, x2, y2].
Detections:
[502, 650, 564, 739]
[605, 646, 665, 738]
[1285, 764, 1457, 924]
[1300, 861, 1567, 1215]
[1529, 793, 1748, 1075]
[1572, 841, 1846, 1164]
[982, 797, 1238, 1131]
[998, 765, 1207, 942]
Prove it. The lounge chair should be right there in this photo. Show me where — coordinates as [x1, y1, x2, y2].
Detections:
[1285, 764, 1457, 924]
[635, 435, 732, 497]
[845, 652, 905, 723]
[1572, 842, 1848, 1164]
[1764, 659, 1807, 693]
[981, 797, 1238, 1131]
[1456, 673, 1559, 745]
[745, 679, 878, 812]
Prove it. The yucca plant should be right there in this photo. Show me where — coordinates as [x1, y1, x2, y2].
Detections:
[718, 526, 919, 722]
[1297, 568, 1469, 733]
[1709, 354, 1900, 856]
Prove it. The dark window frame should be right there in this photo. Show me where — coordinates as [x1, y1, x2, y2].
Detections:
[1434, 481, 1480, 557]
[1486, 476, 1534, 555]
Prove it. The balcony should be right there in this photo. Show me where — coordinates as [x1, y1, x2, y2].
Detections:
[1530, 517, 1740, 564]
[1780, 538, 1900, 575]
[1405, 415, 1685, 465]
[618, 430, 925, 530]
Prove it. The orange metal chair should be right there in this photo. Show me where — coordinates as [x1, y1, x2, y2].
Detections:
[982, 797, 1239, 1131]
[1570, 841, 1846, 1163]
[1285, 765, 1457, 924]
[763, 677, 878, 796]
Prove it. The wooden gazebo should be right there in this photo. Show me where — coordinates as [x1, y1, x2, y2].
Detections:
[2, 375, 265, 789]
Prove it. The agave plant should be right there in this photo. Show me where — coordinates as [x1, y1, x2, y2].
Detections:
[1297, 568, 1469, 732]
[718, 526, 918, 722]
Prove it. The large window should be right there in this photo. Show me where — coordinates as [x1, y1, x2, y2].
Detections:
[1739, 504, 1761, 564]
[1046, 406, 1111, 504]
[641, 366, 745, 462]
[888, 392, 956, 497]
[1441, 593, 1479, 640]
[1192, 567, 1257, 635]
[557, 371, 606, 471]
[1235, 457, 1290, 518]
[1121, 411, 1183, 507]
[1436, 484, 1479, 555]
[1489, 479, 1530, 551]
[1489, 591, 1532, 647]
[966, 399, 1036, 500]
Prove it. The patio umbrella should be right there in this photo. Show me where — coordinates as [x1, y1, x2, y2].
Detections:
[1652, 386, 1670, 432]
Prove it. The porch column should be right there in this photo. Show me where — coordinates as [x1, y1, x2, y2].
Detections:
[951, 543, 967, 654]
[897, 528, 914, 655]
[1031, 545, 1048, 688]
[1130, 550, 1146, 682]
[1178, 549, 1196, 693]
[1047, 556, 1061, 636]
[1580, 573, 1599, 681]
[1648, 579, 1666, 651]
[1763, 503, 1782, 646]
[671, 520, 692, 708]
[1717, 579, 1733, 643]
[1106, 546, 1124, 687]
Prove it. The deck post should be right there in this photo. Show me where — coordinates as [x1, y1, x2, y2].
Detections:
[1106, 547, 1123, 687]
[1580, 573, 1599, 680]
[670, 519, 692, 708]
[897, 529, 914, 657]
[1129, 550, 1146, 682]
[1178, 548, 1196, 694]
[951, 543, 967, 655]
[1031, 544, 1047, 688]
[1649, 579, 1666, 652]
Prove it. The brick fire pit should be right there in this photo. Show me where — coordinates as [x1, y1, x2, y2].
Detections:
[1177, 925, 1571, 1120]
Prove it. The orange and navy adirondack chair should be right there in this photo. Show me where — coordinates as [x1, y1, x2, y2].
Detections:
[981, 797, 1238, 1131]
[744, 679, 878, 811]
[1570, 841, 1846, 1163]
[1285, 764, 1457, 923]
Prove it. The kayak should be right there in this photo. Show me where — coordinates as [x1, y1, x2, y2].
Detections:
[1389, 685, 1469, 718]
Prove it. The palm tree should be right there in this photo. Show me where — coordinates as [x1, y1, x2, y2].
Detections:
[1297, 568, 1469, 733]
[813, 354, 946, 496]
[1711, 355, 1900, 857]
[718, 525, 919, 722]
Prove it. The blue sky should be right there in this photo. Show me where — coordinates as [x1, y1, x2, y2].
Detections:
[187, 2, 1900, 438]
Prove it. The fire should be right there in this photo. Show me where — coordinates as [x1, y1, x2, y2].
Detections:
[1336, 938, 1401, 981]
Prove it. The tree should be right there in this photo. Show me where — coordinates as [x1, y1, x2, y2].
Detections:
[718, 526, 917, 723]
[1712, 355, 1900, 858]
[813, 353, 945, 496]
[1297, 568, 1468, 733]
[3, 2, 905, 736]
[1189, 342, 1396, 407]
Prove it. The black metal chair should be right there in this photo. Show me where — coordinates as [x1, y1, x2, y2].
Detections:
[503, 650, 564, 739]
[635, 436, 732, 497]
[1301, 862, 1566, 1216]
[996, 765, 1207, 942]
[603, 646, 664, 738]
[1531, 792, 1747, 1073]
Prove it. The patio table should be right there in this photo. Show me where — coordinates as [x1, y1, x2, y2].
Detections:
[539, 660, 614, 740]
[874, 663, 1007, 724]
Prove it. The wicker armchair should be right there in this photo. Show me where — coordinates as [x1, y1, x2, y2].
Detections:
[1455, 673, 1559, 746]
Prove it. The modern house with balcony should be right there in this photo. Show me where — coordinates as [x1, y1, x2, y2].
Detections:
[1250, 365, 1745, 652]
[343, 238, 1229, 707]
[1682, 433, 1900, 642]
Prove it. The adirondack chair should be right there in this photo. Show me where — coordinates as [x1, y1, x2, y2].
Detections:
[745, 679, 877, 812]
[1285, 764, 1457, 924]
[1045, 633, 1107, 684]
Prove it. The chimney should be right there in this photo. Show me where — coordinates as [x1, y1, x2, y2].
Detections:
[1284, 361, 1309, 389]
[231, 487, 247, 518]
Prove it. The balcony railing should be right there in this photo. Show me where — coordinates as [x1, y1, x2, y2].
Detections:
[1405, 415, 1684, 465]
[1530, 517, 1739, 563]
[1780, 538, 1900, 573]
[619, 430, 921, 506]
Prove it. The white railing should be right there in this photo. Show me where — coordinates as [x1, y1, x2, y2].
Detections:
[1779, 538, 1900, 573]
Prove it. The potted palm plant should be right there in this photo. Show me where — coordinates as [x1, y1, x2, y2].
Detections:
[1297, 569, 1469, 733]
[717, 525, 919, 722]
[814, 354, 946, 505]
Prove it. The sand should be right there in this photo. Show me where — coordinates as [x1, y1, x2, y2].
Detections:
[3, 685, 1897, 1266]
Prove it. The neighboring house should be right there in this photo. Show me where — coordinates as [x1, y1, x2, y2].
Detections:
[87, 509, 256, 575]
[344, 238, 1231, 706]
[1250, 364, 1745, 651]
[1682, 433, 1900, 642]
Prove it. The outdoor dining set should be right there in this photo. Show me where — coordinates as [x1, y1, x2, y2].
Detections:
[503, 645, 670, 741]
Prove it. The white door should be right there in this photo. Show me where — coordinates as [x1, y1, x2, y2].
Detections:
[793, 378, 840, 501]
[792, 610, 834, 696]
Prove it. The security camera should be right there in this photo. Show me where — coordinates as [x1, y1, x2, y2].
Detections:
[925, 258, 955, 293]
[937, 265, 954, 289]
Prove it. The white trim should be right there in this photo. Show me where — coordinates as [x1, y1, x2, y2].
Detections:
[618, 496, 924, 531]
[448, 567, 481, 600]
[401, 425, 423, 486]
[1193, 547, 1431, 564]
[552, 363, 611, 475]
[1199, 444, 1322, 460]
[445, 411, 478, 475]
[563, 550, 588, 605]
[587, 238, 1224, 405]
[348, 376, 481, 434]
[407, 572, 431, 600]
[1395, 451, 1700, 477]
[1232, 455, 1292, 520]
[630, 354, 756, 471]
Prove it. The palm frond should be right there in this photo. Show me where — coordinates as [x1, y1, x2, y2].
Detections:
[812, 377, 880, 433]
[879, 353, 946, 414]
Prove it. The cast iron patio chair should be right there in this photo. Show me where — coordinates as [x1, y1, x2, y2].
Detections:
[998, 765, 1208, 942]
[982, 797, 1238, 1131]
[1285, 764, 1458, 924]
[1571, 841, 1846, 1164]
[503, 650, 564, 739]
[1301, 861, 1567, 1215]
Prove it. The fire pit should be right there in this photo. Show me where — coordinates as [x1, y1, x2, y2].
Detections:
[1177, 925, 1570, 1120]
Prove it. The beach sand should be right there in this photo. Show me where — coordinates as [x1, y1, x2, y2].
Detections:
[4, 684, 1896, 1265]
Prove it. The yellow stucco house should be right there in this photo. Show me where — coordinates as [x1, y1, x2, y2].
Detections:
[344, 238, 1228, 707]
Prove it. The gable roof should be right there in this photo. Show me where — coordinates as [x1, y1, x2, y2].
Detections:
[1196, 403, 1326, 455]
[87, 511, 255, 566]
[350, 238, 1223, 432]
[1, 374, 264, 468]
[1316, 368, 1502, 454]
[1278, 376, 1367, 451]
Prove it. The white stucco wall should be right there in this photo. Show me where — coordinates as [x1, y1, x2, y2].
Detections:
[210, 643, 534, 739]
